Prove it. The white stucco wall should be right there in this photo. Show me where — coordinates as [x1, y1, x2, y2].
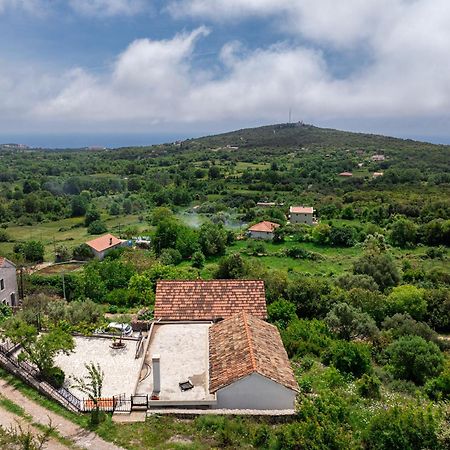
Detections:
[214, 373, 297, 410]
[0, 260, 18, 306]
[249, 231, 274, 240]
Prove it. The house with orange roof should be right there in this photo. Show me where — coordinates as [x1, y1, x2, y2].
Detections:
[248, 220, 280, 240]
[289, 205, 315, 225]
[209, 312, 298, 409]
[137, 280, 298, 411]
[0, 257, 18, 306]
[85, 233, 125, 260]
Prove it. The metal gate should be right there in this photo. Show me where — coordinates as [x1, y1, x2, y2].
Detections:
[131, 394, 148, 410]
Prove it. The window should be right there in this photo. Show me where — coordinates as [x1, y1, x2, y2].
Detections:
[0, 279, 4, 291]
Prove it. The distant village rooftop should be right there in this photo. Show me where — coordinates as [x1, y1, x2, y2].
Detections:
[248, 221, 280, 233]
[339, 172, 353, 177]
[154, 280, 267, 321]
[85, 233, 124, 253]
[289, 206, 314, 214]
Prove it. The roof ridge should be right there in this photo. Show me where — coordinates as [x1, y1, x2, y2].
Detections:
[242, 313, 256, 371]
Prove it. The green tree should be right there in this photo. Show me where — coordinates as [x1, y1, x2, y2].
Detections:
[87, 220, 107, 235]
[84, 205, 100, 227]
[386, 285, 427, 320]
[18, 240, 45, 263]
[4, 318, 74, 381]
[364, 405, 440, 450]
[199, 222, 227, 256]
[268, 299, 297, 329]
[72, 243, 94, 261]
[384, 335, 444, 384]
[216, 253, 248, 279]
[72, 362, 105, 426]
[312, 223, 331, 245]
[389, 217, 417, 248]
[191, 250, 205, 269]
[353, 250, 400, 291]
[325, 302, 379, 341]
[70, 195, 87, 217]
[322, 340, 372, 377]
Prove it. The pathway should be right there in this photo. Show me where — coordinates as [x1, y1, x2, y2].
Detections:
[0, 380, 125, 450]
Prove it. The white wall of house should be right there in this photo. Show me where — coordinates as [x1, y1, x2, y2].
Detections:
[249, 230, 274, 240]
[0, 260, 18, 306]
[214, 373, 297, 410]
[91, 243, 124, 260]
[290, 212, 313, 225]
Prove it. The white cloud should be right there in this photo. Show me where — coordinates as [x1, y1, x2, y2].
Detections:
[3, 1, 450, 139]
[69, 0, 146, 17]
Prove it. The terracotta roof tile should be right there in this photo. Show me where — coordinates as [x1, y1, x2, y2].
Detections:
[290, 206, 314, 214]
[248, 221, 280, 232]
[85, 234, 124, 252]
[154, 280, 267, 321]
[209, 313, 299, 392]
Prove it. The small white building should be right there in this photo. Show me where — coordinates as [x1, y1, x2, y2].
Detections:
[289, 206, 315, 225]
[371, 154, 386, 161]
[0, 257, 18, 306]
[248, 221, 280, 240]
[85, 234, 125, 260]
[209, 313, 299, 410]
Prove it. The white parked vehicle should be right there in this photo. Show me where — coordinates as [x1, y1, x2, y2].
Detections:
[106, 322, 133, 336]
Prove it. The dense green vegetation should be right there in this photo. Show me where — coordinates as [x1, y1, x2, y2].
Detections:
[0, 123, 449, 449]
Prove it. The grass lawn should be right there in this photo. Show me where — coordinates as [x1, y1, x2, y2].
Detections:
[1, 214, 148, 261]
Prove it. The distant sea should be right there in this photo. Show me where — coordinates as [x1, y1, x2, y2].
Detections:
[0, 132, 196, 149]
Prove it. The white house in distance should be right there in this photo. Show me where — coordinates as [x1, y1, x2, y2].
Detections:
[289, 206, 315, 225]
[0, 257, 18, 306]
[85, 233, 125, 260]
[248, 221, 280, 240]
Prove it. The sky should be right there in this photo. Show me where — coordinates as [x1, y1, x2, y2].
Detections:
[1, 0, 450, 147]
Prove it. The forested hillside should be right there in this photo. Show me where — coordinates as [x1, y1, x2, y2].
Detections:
[0, 123, 449, 449]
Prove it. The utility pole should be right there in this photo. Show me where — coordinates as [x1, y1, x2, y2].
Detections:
[62, 272, 66, 300]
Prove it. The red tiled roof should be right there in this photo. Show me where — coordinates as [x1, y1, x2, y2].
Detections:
[289, 206, 314, 214]
[0, 257, 14, 267]
[209, 312, 299, 392]
[154, 280, 267, 321]
[248, 221, 280, 232]
[85, 234, 124, 252]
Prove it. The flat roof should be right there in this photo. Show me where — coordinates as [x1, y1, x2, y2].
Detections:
[136, 323, 215, 403]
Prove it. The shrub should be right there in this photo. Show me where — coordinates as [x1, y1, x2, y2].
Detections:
[282, 319, 332, 358]
[267, 299, 297, 329]
[384, 335, 444, 384]
[325, 302, 379, 341]
[386, 285, 427, 320]
[159, 248, 182, 265]
[322, 340, 372, 377]
[424, 363, 450, 401]
[357, 373, 381, 399]
[191, 250, 205, 268]
[44, 366, 65, 388]
[364, 405, 440, 450]
[0, 230, 10, 242]
[87, 220, 107, 235]
[72, 243, 94, 260]
[353, 250, 400, 291]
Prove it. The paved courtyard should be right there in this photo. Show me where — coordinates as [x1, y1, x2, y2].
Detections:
[55, 336, 143, 399]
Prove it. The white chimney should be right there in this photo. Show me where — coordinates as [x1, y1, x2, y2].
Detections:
[152, 354, 160, 394]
